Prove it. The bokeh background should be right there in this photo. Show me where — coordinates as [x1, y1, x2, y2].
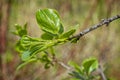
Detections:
[0, 0, 120, 80]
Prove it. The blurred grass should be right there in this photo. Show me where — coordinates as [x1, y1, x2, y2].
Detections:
[4, 0, 120, 80]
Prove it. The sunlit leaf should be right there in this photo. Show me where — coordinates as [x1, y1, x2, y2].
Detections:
[20, 36, 61, 61]
[41, 33, 54, 40]
[36, 9, 64, 35]
[69, 71, 85, 80]
[82, 58, 98, 75]
[21, 43, 47, 61]
[13, 23, 27, 37]
[58, 23, 64, 34]
[68, 61, 83, 75]
[20, 35, 44, 49]
[15, 41, 26, 52]
[60, 29, 76, 39]
[21, 51, 31, 61]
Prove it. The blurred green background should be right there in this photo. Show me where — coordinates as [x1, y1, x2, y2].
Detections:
[0, 0, 120, 80]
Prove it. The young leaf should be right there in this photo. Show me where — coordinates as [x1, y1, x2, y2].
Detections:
[15, 41, 26, 52]
[69, 71, 85, 80]
[36, 9, 64, 35]
[60, 29, 76, 39]
[68, 61, 83, 74]
[71, 37, 79, 43]
[20, 44, 45, 61]
[20, 37, 60, 61]
[82, 58, 98, 75]
[58, 23, 64, 34]
[44, 63, 51, 69]
[20, 36, 39, 45]
[39, 53, 52, 69]
[13, 23, 27, 37]
[21, 51, 31, 61]
[41, 33, 53, 40]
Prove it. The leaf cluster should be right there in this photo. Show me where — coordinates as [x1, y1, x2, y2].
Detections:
[14, 9, 77, 70]
[69, 58, 99, 80]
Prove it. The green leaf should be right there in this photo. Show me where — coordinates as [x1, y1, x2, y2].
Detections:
[60, 29, 76, 39]
[69, 61, 80, 72]
[20, 36, 60, 61]
[20, 36, 40, 47]
[13, 23, 27, 37]
[58, 23, 64, 34]
[68, 61, 83, 75]
[24, 43, 46, 60]
[44, 62, 51, 69]
[21, 51, 31, 61]
[69, 71, 85, 80]
[15, 36, 40, 53]
[36, 9, 64, 35]
[82, 58, 98, 75]
[39, 53, 52, 69]
[15, 41, 26, 52]
[41, 33, 53, 40]
[16, 58, 36, 70]
[18, 36, 47, 61]
[71, 38, 79, 43]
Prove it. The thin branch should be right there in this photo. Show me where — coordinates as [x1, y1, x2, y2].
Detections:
[46, 14, 120, 79]
[46, 51, 73, 71]
[68, 14, 120, 40]
[51, 56, 73, 71]
[57, 61, 72, 70]
[98, 64, 107, 80]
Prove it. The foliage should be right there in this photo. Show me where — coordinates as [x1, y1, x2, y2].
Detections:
[14, 8, 103, 79]
[14, 8, 77, 70]
[69, 58, 99, 80]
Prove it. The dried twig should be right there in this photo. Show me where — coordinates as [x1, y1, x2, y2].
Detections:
[68, 14, 120, 40]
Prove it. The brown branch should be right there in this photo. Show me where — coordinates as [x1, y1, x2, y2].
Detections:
[68, 14, 120, 41]
[98, 64, 107, 80]
[45, 51, 73, 71]
[57, 61, 72, 70]
[51, 14, 120, 79]
[51, 55, 73, 71]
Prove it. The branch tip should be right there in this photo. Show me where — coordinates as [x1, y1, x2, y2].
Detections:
[69, 14, 120, 40]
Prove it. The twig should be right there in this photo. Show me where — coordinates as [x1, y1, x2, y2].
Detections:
[46, 51, 73, 71]
[98, 64, 107, 80]
[57, 61, 72, 70]
[68, 14, 120, 40]
[52, 56, 73, 71]
[48, 15, 120, 80]
[53, 14, 120, 79]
